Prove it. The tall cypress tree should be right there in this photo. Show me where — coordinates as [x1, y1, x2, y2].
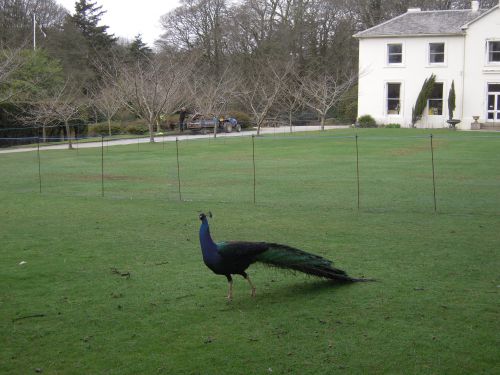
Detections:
[411, 74, 436, 127]
[448, 80, 456, 120]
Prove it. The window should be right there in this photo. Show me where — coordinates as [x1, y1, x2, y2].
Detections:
[429, 43, 445, 64]
[428, 83, 443, 115]
[488, 41, 500, 63]
[387, 44, 403, 64]
[387, 83, 401, 114]
[487, 84, 500, 121]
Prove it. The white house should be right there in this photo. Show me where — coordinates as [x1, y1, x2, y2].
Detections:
[354, 1, 500, 129]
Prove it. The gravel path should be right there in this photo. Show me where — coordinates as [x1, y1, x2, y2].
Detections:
[0, 125, 349, 154]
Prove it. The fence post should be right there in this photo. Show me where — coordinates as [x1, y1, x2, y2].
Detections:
[355, 134, 360, 210]
[430, 134, 437, 212]
[176, 138, 182, 201]
[101, 135, 104, 197]
[37, 136, 42, 194]
[252, 135, 256, 204]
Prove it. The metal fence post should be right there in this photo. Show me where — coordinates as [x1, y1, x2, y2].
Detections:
[37, 136, 42, 193]
[430, 134, 437, 212]
[252, 135, 256, 204]
[176, 138, 182, 201]
[101, 135, 104, 197]
[355, 134, 360, 210]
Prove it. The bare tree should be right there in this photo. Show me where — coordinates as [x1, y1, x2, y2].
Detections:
[106, 53, 194, 142]
[188, 65, 238, 114]
[28, 81, 83, 149]
[237, 57, 293, 135]
[91, 84, 121, 136]
[280, 66, 303, 133]
[158, 0, 227, 74]
[296, 70, 357, 130]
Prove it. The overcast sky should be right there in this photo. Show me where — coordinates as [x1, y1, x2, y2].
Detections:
[56, 0, 181, 47]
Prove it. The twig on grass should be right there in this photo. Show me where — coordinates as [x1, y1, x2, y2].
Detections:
[12, 314, 45, 322]
[110, 267, 131, 278]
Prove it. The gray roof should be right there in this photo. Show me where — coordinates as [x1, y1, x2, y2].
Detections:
[354, 9, 491, 38]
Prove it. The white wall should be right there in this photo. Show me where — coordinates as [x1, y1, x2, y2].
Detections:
[357, 6, 500, 129]
[462, 7, 500, 127]
[358, 35, 465, 128]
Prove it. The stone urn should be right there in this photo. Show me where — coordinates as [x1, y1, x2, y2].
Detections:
[471, 116, 481, 130]
[446, 119, 461, 129]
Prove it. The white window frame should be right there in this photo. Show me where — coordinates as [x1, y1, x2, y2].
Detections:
[427, 82, 444, 117]
[428, 42, 446, 66]
[486, 39, 500, 65]
[387, 43, 404, 66]
[385, 82, 403, 116]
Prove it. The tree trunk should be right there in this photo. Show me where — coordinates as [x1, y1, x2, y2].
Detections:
[320, 114, 325, 131]
[289, 110, 293, 133]
[65, 121, 73, 149]
[256, 118, 263, 136]
[148, 123, 155, 142]
[108, 118, 112, 136]
[42, 125, 47, 143]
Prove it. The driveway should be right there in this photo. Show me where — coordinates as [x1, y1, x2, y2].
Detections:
[0, 125, 349, 154]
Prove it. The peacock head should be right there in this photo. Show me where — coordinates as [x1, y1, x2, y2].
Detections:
[199, 211, 212, 221]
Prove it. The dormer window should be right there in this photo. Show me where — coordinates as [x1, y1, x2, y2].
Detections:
[429, 43, 445, 64]
[387, 43, 403, 64]
[487, 41, 500, 63]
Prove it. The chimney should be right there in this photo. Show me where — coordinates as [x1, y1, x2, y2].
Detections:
[407, 8, 421, 13]
[471, 1, 479, 11]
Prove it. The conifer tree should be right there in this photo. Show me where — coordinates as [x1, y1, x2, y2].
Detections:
[71, 0, 116, 51]
[448, 80, 456, 120]
[411, 74, 436, 127]
[129, 34, 153, 61]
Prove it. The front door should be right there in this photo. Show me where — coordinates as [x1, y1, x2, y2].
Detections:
[487, 83, 500, 122]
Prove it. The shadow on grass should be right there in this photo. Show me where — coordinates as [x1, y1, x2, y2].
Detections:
[216, 278, 372, 310]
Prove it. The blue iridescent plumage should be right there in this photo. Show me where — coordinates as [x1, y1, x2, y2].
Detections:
[198, 213, 371, 300]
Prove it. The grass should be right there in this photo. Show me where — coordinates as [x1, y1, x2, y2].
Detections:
[0, 128, 499, 374]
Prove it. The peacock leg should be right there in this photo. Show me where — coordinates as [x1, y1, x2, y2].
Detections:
[242, 272, 256, 297]
[226, 275, 233, 301]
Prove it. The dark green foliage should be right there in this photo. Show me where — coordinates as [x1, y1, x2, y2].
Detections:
[71, 0, 116, 51]
[129, 34, 153, 61]
[412, 74, 436, 126]
[448, 80, 456, 120]
[385, 123, 401, 128]
[8, 49, 63, 101]
[357, 114, 377, 128]
[87, 122, 122, 136]
[334, 85, 358, 122]
[126, 122, 149, 135]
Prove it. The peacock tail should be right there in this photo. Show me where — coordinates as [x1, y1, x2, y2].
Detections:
[254, 243, 366, 282]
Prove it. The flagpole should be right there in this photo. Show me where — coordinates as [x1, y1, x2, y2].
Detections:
[33, 14, 36, 50]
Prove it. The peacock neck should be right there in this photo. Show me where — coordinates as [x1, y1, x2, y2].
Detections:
[199, 219, 216, 253]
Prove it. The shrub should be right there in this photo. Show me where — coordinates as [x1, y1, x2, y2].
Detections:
[357, 115, 377, 128]
[126, 123, 149, 135]
[87, 122, 123, 136]
[385, 123, 401, 128]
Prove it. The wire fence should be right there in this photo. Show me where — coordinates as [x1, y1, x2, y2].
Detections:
[1, 131, 499, 214]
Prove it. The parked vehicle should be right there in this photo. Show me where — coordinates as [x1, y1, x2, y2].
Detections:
[187, 114, 241, 134]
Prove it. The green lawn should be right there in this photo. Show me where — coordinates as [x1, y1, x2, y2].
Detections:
[1, 129, 499, 374]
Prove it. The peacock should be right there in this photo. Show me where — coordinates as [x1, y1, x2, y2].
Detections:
[198, 212, 372, 300]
